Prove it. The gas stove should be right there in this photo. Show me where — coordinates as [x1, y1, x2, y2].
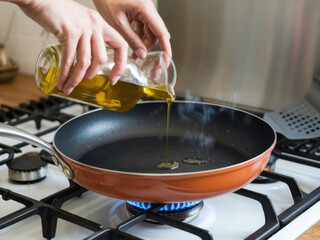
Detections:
[0, 97, 319, 240]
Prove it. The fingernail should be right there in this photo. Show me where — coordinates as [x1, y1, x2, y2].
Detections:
[135, 48, 146, 59]
[110, 75, 120, 86]
[83, 74, 94, 81]
[63, 87, 73, 95]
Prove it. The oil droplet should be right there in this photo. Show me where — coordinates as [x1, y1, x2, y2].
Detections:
[182, 157, 210, 165]
[157, 161, 180, 170]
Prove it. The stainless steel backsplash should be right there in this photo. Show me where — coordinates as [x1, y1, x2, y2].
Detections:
[159, 0, 320, 111]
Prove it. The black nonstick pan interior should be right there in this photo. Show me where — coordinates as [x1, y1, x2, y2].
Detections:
[54, 101, 275, 174]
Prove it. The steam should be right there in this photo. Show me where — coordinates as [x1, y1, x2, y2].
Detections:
[178, 91, 217, 124]
[182, 131, 214, 149]
[176, 90, 253, 155]
[178, 91, 216, 154]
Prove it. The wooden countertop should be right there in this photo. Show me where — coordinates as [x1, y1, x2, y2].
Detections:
[0, 73, 46, 106]
[0, 73, 319, 239]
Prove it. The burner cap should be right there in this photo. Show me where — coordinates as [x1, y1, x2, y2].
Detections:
[126, 201, 204, 222]
[7, 152, 48, 183]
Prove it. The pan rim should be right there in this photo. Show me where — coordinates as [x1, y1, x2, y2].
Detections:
[53, 100, 277, 176]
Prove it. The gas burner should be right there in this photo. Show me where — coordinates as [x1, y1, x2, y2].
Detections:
[126, 201, 204, 222]
[7, 152, 48, 183]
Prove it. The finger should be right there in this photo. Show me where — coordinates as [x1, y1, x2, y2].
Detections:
[130, 21, 145, 60]
[57, 41, 77, 90]
[83, 34, 107, 80]
[116, 13, 147, 59]
[158, 34, 172, 59]
[143, 24, 157, 52]
[148, 17, 172, 68]
[103, 26, 128, 85]
[150, 58, 163, 82]
[134, 20, 144, 39]
[63, 34, 91, 95]
[142, 15, 171, 68]
[145, 11, 172, 57]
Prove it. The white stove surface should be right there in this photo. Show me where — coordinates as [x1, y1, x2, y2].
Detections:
[0, 105, 319, 240]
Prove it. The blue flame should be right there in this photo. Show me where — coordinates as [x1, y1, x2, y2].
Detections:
[127, 201, 202, 212]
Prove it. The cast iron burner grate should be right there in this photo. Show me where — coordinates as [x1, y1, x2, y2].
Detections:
[272, 133, 320, 168]
[0, 96, 77, 125]
[126, 201, 203, 222]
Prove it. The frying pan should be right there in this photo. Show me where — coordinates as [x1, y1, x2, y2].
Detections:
[0, 101, 276, 203]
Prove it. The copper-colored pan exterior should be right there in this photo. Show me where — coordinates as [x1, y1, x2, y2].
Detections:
[58, 145, 274, 203]
[53, 102, 276, 203]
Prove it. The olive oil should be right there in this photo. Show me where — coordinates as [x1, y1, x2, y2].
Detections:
[36, 63, 177, 112]
[35, 44, 178, 170]
[144, 85, 179, 169]
[143, 85, 175, 102]
[156, 98, 180, 170]
[37, 65, 144, 112]
[182, 158, 210, 165]
[156, 160, 179, 170]
[35, 44, 177, 112]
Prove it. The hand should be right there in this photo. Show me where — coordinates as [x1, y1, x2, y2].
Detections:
[92, 0, 171, 59]
[16, 0, 128, 95]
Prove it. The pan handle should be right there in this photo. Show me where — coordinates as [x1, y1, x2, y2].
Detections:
[0, 123, 74, 179]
